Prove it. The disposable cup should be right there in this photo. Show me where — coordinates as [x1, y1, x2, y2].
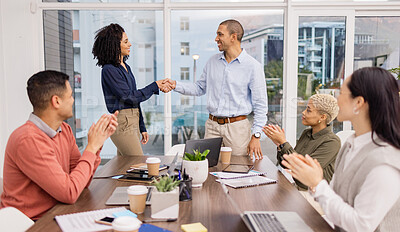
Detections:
[146, 157, 161, 176]
[220, 147, 232, 164]
[112, 216, 142, 232]
[127, 185, 148, 214]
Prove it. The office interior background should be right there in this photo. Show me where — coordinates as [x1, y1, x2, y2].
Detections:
[1, 0, 399, 177]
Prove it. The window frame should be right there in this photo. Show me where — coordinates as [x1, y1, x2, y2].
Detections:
[36, 0, 400, 152]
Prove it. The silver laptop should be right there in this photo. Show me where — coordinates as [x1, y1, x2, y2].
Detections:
[220, 183, 313, 232]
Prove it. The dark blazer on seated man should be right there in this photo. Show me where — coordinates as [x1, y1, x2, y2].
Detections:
[0, 70, 118, 220]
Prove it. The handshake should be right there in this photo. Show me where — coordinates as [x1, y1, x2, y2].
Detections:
[155, 78, 176, 93]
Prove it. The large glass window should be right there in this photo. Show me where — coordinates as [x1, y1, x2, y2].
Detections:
[354, 16, 400, 75]
[170, 10, 284, 154]
[297, 17, 346, 137]
[44, 0, 162, 2]
[43, 10, 164, 160]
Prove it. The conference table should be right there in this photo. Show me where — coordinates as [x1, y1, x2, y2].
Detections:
[28, 155, 334, 231]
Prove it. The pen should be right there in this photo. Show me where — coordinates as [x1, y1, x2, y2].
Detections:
[143, 218, 177, 223]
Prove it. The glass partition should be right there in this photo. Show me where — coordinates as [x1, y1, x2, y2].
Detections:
[297, 16, 346, 137]
[43, 0, 162, 3]
[170, 10, 284, 155]
[354, 16, 400, 76]
[43, 10, 164, 159]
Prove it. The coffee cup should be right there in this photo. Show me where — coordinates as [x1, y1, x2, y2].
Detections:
[112, 216, 142, 232]
[146, 157, 161, 176]
[127, 185, 148, 214]
[220, 147, 232, 164]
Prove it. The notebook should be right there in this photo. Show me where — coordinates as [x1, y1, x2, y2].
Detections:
[210, 170, 268, 179]
[219, 183, 313, 232]
[216, 176, 276, 189]
[55, 207, 127, 232]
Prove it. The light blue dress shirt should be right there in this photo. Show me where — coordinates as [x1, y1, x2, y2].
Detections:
[175, 49, 268, 134]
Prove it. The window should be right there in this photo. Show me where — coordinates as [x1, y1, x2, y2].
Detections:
[43, 10, 164, 159]
[180, 67, 190, 80]
[180, 42, 190, 55]
[171, 10, 284, 149]
[354, 16, 400, 72]
[180, 96, 190, 105]
[297, 16, 346, 137]
[180, 17, 189, 31]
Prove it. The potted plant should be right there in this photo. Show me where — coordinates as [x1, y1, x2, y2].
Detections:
[182, 149, 210, 188]
[151, 176, 180, 219]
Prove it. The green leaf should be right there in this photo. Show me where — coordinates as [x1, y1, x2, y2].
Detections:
[183, 149, 210, 161]
[152, 176, 180, 192]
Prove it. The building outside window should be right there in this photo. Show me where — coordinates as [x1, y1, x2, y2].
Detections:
[180, 67, 190, 80]
[180, 42, 190, 55]
[180, 96, 190, 105]
[180, 17, 189, 31]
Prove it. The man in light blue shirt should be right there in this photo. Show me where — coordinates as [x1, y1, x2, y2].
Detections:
[166, 19, 268, 159]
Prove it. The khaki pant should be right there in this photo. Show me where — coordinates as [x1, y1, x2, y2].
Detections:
[110, 108, 143, 156]
[204, 118, 251, 156]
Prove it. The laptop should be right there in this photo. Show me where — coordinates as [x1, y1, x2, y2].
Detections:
[184, 137, 223, 167]
[220, 182, 313, 232]
[106, 153, 179, 206]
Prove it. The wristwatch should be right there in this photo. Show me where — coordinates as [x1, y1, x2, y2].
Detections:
[253, 132, 261, 139]
[278, 142, 287, 150]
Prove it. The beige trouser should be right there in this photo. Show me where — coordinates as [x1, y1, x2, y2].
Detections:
[110, 108, 144, 156]
[204, 118, 251, 156]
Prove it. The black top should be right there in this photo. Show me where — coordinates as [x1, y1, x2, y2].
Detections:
[101, 62, 159, 132]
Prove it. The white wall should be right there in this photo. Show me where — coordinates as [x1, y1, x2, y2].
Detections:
[0, 0, 42, 177]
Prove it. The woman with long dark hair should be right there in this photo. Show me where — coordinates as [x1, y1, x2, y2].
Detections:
[92, 23, 170, 156]
[282, 67, 400, 231]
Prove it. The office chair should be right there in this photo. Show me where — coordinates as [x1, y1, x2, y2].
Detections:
[0, 207, 34, 232]
[336, 130, 355, 147]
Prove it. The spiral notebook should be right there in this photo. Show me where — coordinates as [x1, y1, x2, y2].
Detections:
[216, 176, 276, 189]
[210, 170, 268, 179]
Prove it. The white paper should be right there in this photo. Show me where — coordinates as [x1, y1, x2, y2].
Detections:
[55, 207, 127, 232]
[209, 170, 267, 179]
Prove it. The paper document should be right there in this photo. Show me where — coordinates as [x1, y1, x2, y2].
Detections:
[216, 176, 276, 189]
[209, 170, 267, 179]
[55, 207, 127, 232]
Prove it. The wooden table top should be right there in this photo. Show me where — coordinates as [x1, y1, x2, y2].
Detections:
[28, 155, 333, 232]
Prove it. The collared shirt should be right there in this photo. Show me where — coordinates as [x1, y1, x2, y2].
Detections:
[28, 113, 61, 138]
[277, 124, 340, 190]
[174, 49, 268, 134]
[313, 132, 400, 232]
[1, 116, 100, 220]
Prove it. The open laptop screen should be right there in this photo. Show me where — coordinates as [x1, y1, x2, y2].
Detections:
[184, 137, 223, 167]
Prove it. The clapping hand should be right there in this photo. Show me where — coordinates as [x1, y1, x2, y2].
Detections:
[262, 124, 286, 146]
[85, 111, 119, 154]
[156, 78, 176, 93]
[281, 153, 323, 188]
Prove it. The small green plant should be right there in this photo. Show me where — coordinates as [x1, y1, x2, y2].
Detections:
[183, 149, 210, 161]
[152, 176, 180, 192]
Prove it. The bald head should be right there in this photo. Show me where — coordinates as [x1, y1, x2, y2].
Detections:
[220, 19, 244, 42]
